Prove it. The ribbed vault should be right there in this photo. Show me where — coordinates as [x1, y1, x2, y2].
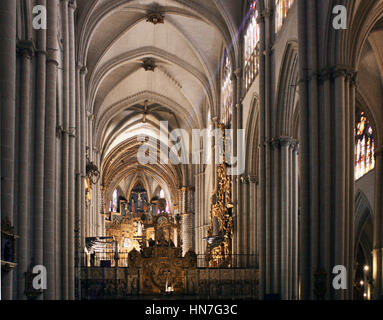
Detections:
[74, 0, 243, 201]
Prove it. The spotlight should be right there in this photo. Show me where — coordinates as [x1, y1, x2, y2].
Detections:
[364, 265, 369, 272]
[360, 280, 364, 286]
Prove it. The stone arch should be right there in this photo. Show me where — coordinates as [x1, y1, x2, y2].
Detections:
[274, 40, 299, 138]
[245, 93, 259, 177]
[354, 190, 374, 253]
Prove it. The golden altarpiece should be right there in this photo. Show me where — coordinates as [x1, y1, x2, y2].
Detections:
[206, 123, 234, 268]
[101, 197, 196, 294]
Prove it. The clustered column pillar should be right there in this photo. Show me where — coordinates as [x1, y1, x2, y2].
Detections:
[239, 176, 249, 267]
[258, 4, 267, 298]
[291, 143, 299, 300]
[181, 187, 195, 255]
[60, 0, 70, 299]
[67, 0, 77, 300]
[279, 138, 299, 300]
[297, 0, 356, 300]
[260, 137, 299, 299]
[373, 147, 383, 299]
[16, 40, 34, 300]
[248, 175, 258, 267]
[33, 1, 47, 299]
[80, 66, 88, 254]
[44, 0, 59, 300]
[2, 0, 82, 300]
[231, 69, 240, 266]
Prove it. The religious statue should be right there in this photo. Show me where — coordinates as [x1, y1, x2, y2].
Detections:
[138, 192, 142, 209]
[165, 270, 174, 293]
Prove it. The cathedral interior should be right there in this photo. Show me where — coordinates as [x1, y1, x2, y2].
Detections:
[1, 0, 383, 301]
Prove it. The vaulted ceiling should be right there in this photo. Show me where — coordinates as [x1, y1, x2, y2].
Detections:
[358, 16, 383, 141]
[75, 0, 244, 197]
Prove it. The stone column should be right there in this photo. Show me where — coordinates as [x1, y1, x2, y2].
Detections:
[43, 0, 59, 300]
[80, 66, 87, 254]
[75, 64, 81, 300]
[16, 40, 34, 299]
[197, 170, 202, 255]
[94, 150, 101, 235]
[291, 142, 299, 299]
[261, 135, 299, 299]
[242, 177, 249, 267]
[33, 2, 47, 299]
[235, 66, 244, 267]
[270, 139, 280, 295]
[249, 175, 257, 267]
[68, 0, 77, 300]
[373, 147, 383, 299]
[194, 175, 199, 254]
[257, 3, 268, 298]
[347, 72, 356, 299]
[280, 138, 290, 299]
[0, 0, 16, 300]
[60, 0, 70, 300]
[297, 0, 356, 299]
[231, 82, 239, 266]
[182, 213, 194, 254]
[180, 187, 194, 255]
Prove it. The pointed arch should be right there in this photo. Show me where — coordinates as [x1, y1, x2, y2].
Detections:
[274, 40, 299, 138]
[245, 93, 260, 176]
[354, 190, 374, 247]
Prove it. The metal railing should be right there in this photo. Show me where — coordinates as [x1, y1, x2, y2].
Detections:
[81, 252, 129, 268]
[80, 252, 258, 269]
[80, 267, 258, 300]
[196, 254, 258, 268]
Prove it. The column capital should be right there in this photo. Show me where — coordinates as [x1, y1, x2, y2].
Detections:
[280, 136, 294, 148]
[268, 136, 297, 149]
[234, 68, 242, 78]
[349, 71, 359, 87]
[87, 112, 94, 120]
[17, 40, 35, 59]
[36, 49, 47, 57]
[329, 65, 355, 80]
[292, 141, 300, 153]
[240, 175, 250, 184]
[249, 175, 258, 184]
[80, 66, 88, 75]
[47, 47, 60, 66]
[69, 0, 77, 10]
[270, 138, 280, 149]
[180, 186, 195, 192]
[261, 8, 273, 19]
[317, 69, 331, 84]
[240, 175, 258, 184]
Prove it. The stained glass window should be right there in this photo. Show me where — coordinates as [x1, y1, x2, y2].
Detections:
[166, 201, 169, 213]
[355, 109, 375, 180]
[275, 0, 295, 33]
[160, 189, 165, 199]
[112, 189, 118, 212]
[222, 53, 233, 125]
[244, 1, 260, 91]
